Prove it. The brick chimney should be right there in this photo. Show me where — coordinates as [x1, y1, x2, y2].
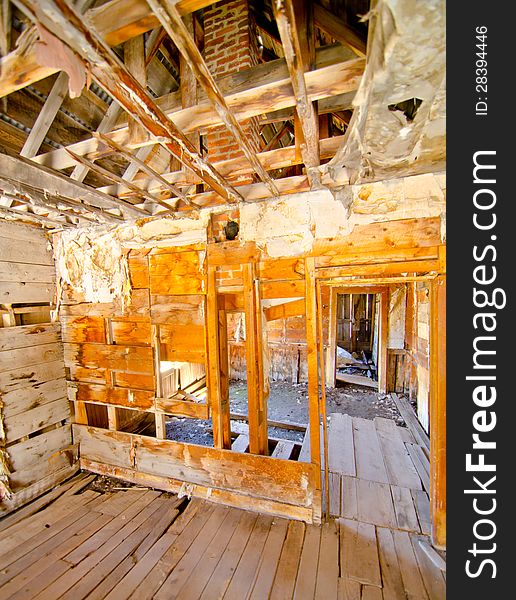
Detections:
[203, 0, 261, 184]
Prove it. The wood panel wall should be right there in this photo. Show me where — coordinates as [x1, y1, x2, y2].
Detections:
[0, 221, 77, 516]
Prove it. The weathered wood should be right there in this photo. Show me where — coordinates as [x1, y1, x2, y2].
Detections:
[378, 290, 389, 393]
[147, 0, 279, 198]
[313, 2, 366, 56]
[0, 322, 60, 351]
[273, 0, 320, 175]
[429, 275, 446, 548]
[0, 342, 63, 372]
[4, 398, 70, 443]
[327, 413, 356, 476]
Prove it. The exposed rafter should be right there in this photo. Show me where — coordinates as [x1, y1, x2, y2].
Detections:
[146, 0, 280, 198]
[314, 2, 367, 57]
[16, 0, 243, 205]
[273, 0, 321, 181]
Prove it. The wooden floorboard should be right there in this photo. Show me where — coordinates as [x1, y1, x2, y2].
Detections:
[0, 415, 444, 600]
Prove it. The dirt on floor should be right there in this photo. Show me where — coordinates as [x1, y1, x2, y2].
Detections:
[166, 379, 406, 446]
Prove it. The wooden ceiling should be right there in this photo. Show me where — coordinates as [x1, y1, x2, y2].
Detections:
[0, 0, 445, 229]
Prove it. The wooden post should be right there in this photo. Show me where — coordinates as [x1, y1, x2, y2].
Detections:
[218, 295, 231, 439]
[305, 257, 322, 488]
[152, 323, 167, 439]
[378, 290, 389, 393]
[243, 262, 268, 455]
[430, 275, 446, 548]
[326, 287, 337, 387]
[207, 265, 230, 449]
[317, 282, 330, 519]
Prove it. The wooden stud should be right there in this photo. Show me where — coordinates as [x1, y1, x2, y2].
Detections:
[378, 290, 389, 394]
[305, 257, 322, 490]
[430, 275, 446, 548]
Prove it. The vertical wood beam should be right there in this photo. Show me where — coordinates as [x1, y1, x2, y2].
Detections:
[125, 34, 148, 146]
[378, 290, 389, 393]
[317, 282, 329, 518]
[152, 323, 167, 439]
[218, 295, 231, 437]
[243, 262, 268, 455]
[207, 265, 230, 449]
[326, 287, 338, 387]
[305, 257, 322, 488]
[430, 275, 446, 548]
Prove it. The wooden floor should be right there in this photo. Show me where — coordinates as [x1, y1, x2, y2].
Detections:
[0, 417, 445, 599]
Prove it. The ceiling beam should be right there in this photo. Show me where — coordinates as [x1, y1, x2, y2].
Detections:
[33, 53, 365, 172]
[1, 0, 214, 98]
[273, 0, 320, 179]
[18, 0, 243, 205]
[19, 0, 94, 159]
[99, 135, 345, 199]
[0, 152, 143, 218]
[314, 2, 366, 57]
[146, 0, 280, 198]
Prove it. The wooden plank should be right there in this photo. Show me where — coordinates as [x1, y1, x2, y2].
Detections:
[392, 530, 430, 600]
[60, 316, 107, 344]
[313, 2, 366, 56]
[411, 490, 431, 536]
[361, 586, 384, 600]
[0, 281, 54, 303]
[0, 234, 52, 265]
[352, 417, 389, 484]
[327, 412, 356, 476]
[340, 475, 358, 520]
[391, 485, 421, 533]
[270, 520, 305, 600]
[375, 426, 422, 490]
[376, 527, 406, 600]
[75, 383, 154, 411]
[410, 534, 446, 600]
[0, 262, 54, 283]
[199, 510, 258, 600]
[63, 343, 154, 374]
[249, 518, 289, 599]
[336, 372, 378, 389]
[406, 443, 430, 494]
[1, 378, 67, 419]
[314, 520, 339, 599]
[292, 524, 321, 599]
[4, 398, 70, 443]
[271, 440, 295, 460]
[222, 514, 274, 600]
[231, 434, 249, 453]
[329, 472, 341, 517]
[356, 479, 397, 529]
[341, 519, 381, 587]
[391, 393, 430, 451]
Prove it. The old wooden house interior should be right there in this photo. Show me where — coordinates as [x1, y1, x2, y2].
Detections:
[0, 0, 446, 598]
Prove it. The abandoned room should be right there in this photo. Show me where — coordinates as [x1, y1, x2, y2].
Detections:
[0, 0, 446, 598]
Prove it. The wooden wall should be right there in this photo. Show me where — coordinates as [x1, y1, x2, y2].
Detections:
[0, 221, 77, 516]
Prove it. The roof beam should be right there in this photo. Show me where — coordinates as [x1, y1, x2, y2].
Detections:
[99, 135, 345, 199]
[314, 2, 366, 57]
[18, 0, 243, 205]
[19, 0, 94, 159]
[33, 53, 364, 171]
[146, 0, 280, 198]
[273, 0, 320, 179]
[0, 153, 140, 218]
[0, 0, 214, 98]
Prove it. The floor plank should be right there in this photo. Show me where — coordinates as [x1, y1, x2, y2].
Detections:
[328, 413, 356, 476]
[292, 524, 322, 600]
[314, 520, 339, 599]
[356, 479, 397, 529]
[353, 418, 389, 484]
[270, 520, 305, 599]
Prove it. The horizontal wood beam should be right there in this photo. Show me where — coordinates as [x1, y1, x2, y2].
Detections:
[314, 2, 366, 57]
[274, 0, 320, 175]
[99, 134, 344, 198]
[0, 153, 142, 218]
[147, 0, 279, 197]
[33, 53, 364, 171]
[0, 0, 214, 98]
[19, 0, 243, 205]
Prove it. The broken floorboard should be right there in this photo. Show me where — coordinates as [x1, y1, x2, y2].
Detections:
[0, 473, 445, 599]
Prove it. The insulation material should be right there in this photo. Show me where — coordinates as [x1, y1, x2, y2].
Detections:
[388, 287, 406, 349]
[0, 397, 12, 501]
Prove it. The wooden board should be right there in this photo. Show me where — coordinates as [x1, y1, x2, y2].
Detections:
[149, 251, 205, 295]
[352, 418, 389, 484]
[327, 412, 356, 476]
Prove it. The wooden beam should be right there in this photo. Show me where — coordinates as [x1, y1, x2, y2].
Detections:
[314, 2, 366, 57]
[273, 0, 320, 178]
[99, 134, 344, 199]
[19, 0, 93, 159]
[0, 0, 215, 98]
[430, 275, 446, 548]
[0, 153, 141, 218]
[32, 46, 363, 171]
[378, 290, 389, 394]
[124, 34, 148, 145]
[19, 0, 243, 205]
[146, 0, 279, 198]
[262, 122, 291, 152]
[95, 133, 195, 208]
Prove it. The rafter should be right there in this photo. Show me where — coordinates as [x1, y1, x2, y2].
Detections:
[32, 51, 364, 172]
[314, 2, 367, 57]
[273, 0, 320, 180]
[0, 152, 143, 219]
[146, 0, 280, 198]
[95, 133, 197, 209]
[17, 0, 243, 205]
[0, 0, 214, 98]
